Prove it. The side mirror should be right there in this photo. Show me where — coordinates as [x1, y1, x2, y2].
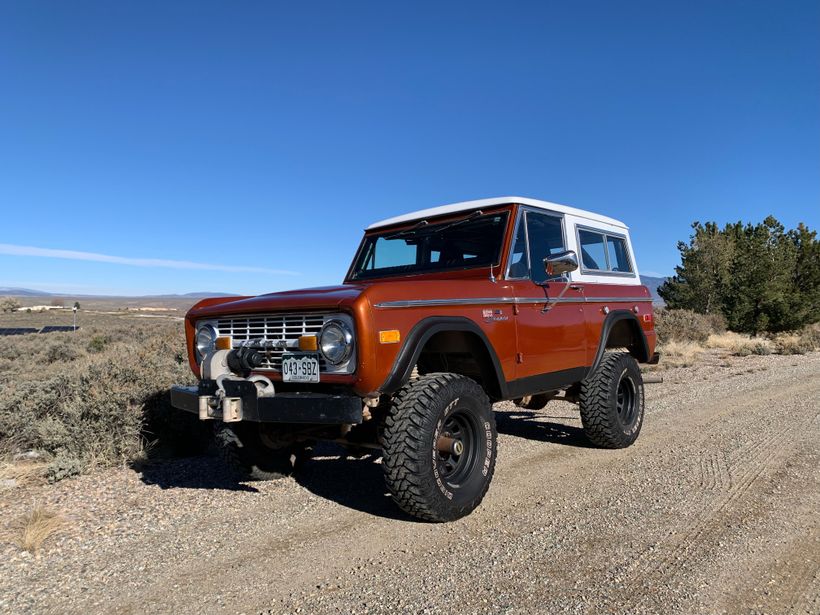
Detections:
[544, 250, 579, 277]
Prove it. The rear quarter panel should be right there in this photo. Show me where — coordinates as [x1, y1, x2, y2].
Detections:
[561, 212, 655, 362]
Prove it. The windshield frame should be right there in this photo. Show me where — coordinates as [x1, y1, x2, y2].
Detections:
[345, 208, 512, 282]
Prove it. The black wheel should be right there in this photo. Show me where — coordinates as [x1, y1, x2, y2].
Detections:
[382, 373, 497, 522]
[579, 352, 645, 448]
[214, 423, 311, 480]
[513, 393, 552, 410]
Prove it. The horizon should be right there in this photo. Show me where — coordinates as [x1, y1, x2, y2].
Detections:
[1, 2, 818, 295]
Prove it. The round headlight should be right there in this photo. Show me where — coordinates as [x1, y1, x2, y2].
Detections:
[319, 320, 353, 365]
[195, 323, 217, 360]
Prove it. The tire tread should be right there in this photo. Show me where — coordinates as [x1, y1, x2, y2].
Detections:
[382, 372, 496, 522]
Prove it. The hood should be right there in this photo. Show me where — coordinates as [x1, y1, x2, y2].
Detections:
[188, 284, 367, 318]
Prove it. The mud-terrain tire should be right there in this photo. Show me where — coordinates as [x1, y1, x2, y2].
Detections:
[214, 423, 310, 480]
[579, 352, 644, 449]
[382, 373, 497, 522]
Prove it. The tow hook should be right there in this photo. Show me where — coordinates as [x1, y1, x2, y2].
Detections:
[197, 373, 276, 422]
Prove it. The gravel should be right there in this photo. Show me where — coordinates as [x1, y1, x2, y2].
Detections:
[1, 351, 818, 615]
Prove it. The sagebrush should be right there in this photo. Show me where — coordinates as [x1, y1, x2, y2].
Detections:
[654, 308, 725, 344]
[0, 319, 208, 478]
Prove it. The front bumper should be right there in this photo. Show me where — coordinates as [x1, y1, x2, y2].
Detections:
[170, 380, 363, 424]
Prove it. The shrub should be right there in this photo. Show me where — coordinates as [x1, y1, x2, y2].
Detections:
[798, 324, 820, 351]
[0, 297, 21, 312]
[707, 332, 774, 356]
[0, 320, 200, 479]
[773, 324, 820, 355]
[655, 308, 723, 344]
[46, 455, 82, 483]
[734, 341, 772, 357]
[44, 341, 81, 364]
[86, 334, 111, 354]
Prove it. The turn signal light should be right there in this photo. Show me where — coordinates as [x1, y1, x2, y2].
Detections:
[215, 336, 232, 350]
[379, 329, 401, 344]
[298, 335, 319, 351]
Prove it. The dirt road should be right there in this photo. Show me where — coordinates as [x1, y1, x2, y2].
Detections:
[2, 351, 819, 615]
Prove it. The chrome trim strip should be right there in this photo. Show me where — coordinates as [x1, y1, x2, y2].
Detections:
[374, 296, 652, 308]
[514, 297, 585, 304]
[376, 297, 517, 308]
[582, 297, 652, 303]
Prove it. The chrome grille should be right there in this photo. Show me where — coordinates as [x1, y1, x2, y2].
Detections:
[215, 313, 326, 371]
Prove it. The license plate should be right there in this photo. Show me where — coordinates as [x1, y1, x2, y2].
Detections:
[281, 352, 320, 383]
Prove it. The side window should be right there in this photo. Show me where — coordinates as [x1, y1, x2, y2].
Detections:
[507, 215, 529, 278]
[606, 236, 632, 272]
[526, 212, 565, 284]
[578, 228, 634, 274]
[578, 229, 608, 271]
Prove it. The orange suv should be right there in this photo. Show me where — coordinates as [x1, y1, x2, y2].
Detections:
[171, 197, 657, 521]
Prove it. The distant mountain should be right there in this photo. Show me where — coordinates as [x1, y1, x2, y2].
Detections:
[640, 276, 668, 304]
[0, 287, 233, 299]
[0, 287, 52, 297]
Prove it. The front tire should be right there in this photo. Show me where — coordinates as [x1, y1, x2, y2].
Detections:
[579, 352, 645, 448]
[382, 373, 497, 522]
[214, 423, 310, 480]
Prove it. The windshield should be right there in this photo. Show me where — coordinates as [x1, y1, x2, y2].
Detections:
[350, 211, 509, 280]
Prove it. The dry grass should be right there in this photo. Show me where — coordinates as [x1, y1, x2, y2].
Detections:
[657, 323, 820, 369]
[775, 323, 820, 354]
[7, 504, 66, 555]
[657, 340, 705, 367]
[773, 334, 805, 355]
[0, 460, 48, 487]
[705, 332, 774, 356]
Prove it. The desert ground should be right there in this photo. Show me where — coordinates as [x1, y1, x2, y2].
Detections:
[1, 348, 818, 615]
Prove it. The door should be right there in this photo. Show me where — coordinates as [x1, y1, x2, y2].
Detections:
[506, 208, 587, 389]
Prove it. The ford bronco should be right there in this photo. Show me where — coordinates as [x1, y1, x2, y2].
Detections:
[171, 197, 658, 521]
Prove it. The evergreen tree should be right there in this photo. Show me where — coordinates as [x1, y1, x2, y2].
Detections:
[790, 223, 820, 326]
[659, 216, 820, 334]
[658, 221, 733, 314]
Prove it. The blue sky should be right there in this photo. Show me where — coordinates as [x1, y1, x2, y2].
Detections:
[1, 1, 818, 296]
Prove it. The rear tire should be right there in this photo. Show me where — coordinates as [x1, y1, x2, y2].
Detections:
[214, 423, 310, 480]
[579, 352, 644, 449]
[382, 373, 497, 522]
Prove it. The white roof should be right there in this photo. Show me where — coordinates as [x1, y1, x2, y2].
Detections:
[367, 196, 628, 230]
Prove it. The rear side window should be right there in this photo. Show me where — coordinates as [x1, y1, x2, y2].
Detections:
[578, 228, 633, 274]
[578, 230, 607, 271]
[606, 236, 632, 272]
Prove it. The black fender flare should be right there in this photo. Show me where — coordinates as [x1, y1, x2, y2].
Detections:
[379, 316, 507, 398]
[588, 310, 650, 375]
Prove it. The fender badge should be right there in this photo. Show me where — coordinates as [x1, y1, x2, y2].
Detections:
[483, 308, 508, 322]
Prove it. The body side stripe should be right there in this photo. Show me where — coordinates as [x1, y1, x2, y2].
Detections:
[374, 296, 653, 309]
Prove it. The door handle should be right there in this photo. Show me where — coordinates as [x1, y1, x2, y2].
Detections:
[569, 285, 583, 291]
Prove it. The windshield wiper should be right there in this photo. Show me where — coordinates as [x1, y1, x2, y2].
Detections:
[384, 219, 429, 240]
[384, 210, 483, 240]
